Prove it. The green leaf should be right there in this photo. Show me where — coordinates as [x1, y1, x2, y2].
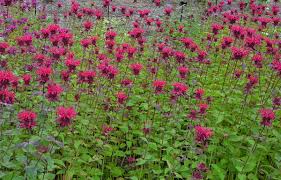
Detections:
[74, 140, 82, 149]
[243, 156, 257, 173]
[109, 165, 124, 177]
[136, 159, 147, 166]
[212, 164, 226, 180]
[148, 142, 158, 151]
[238, 174, 247, 180]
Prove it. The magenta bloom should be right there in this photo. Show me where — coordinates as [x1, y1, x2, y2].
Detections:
[130, 63, 143, 76]
[65, 58, 81, 72]
[83, 21, 93, 31]
[211, 23, 224, 35]
[195, 88, 205, 100]
[80, 38, 92, 49]
[188, 109, 197, 120]
[116, 91, 128, 104]
[198, 103, 209, 115]
[22, 74, 32, 86]
[56, 106, 76, 127]
[16, 35, 33, 46]
[46, 83, 63, 101]
[178, 66, 189, 79]
[102, 124, 113, 136]
[0, 89, 15, 104]
[18, 110, 37, 129]
[121, 79, 133, 87]
[231, 47, 248, 60]
[194, 126, 213, 143]
[174, 51, 186, 63]
[153, 80, 166, 94]
[252, 54, 263, 68]
[260, 109, 275, 127]
[0, 70, 16, 89]
[0, 42, 9, 54]
[221, 36, 233, 49]
[164, 6, 173, 16]
[36, 67, 52, 84]
[78, 71, 96, 84]
[172, 82, 188, 96]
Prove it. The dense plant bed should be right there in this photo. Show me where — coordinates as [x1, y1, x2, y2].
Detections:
[0, 0, 280, 179]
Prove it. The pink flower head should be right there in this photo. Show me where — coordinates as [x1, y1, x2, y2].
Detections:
[272, 5, 280, 15]
[127, 46, 137, 59]
[102, 124, 113, 136]
[195, 88, 205, 100]
[130, 63, 143, 75]
[78, 70, 96, 84]
[16, 35, 33, 46]
[0, 89, 15, 104]
[154, 0, 161, 6]
[211, 23, 224, 35]
[164, 6, 173, 16]
[65, 57, 81, 71]
[0, 42, 9, 54]
[61, 70, 70, 82]
[252, 54, 263, 68]
[18, 110, 37, 129]
[198, 103, 208, 115]
[36, 67, 52, 84]
[105, 30, 117, 40]
[0, 70, 15, 89]
[197, 163, 208, 172]
[244, 36, 261, 49]
[188, 109, 197, 120]
[245, 74, 258, 93]
[22, 74, 32, 86]
[46, 83, 63, 102]
[81, 38, 92, 49]
[194, 125, 213, 143]
[127, 156, 136, 164]
[56, 106, 76, 127]
[103, 0, 110, 7]
[231, 25, 245, 39]
[129, 28, 145, 39]
[231, 47, 248, 60]
[90, 36, 99, 46]
[153, 80, 166, 94]
[174, 51, 186, 63]
[178, 66, 189, 79]
[197, 51, 207, 62]
[116, 91, 128, 104]
[121, 79, 133, 87]
[221, 36, 233, 49]
[260, 109, 275, 127]
[172, 82, 188, 96]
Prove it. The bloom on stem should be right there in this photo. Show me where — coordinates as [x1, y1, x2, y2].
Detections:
[46, 83, 63, 102]
[116, 91, 128, 104]
[130, 63, 143, 76]
[153, 80, 166, 94]
[36, 67, 52, 84]
[18, 110, 37, 129]
[259, 109, 275, 127]
[178, 66, 189, 79]
[171, 82, 188, 97]
[194, 125, 213, 143]
[56, 106, 76, 127]
[195, 88, 205, 100]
